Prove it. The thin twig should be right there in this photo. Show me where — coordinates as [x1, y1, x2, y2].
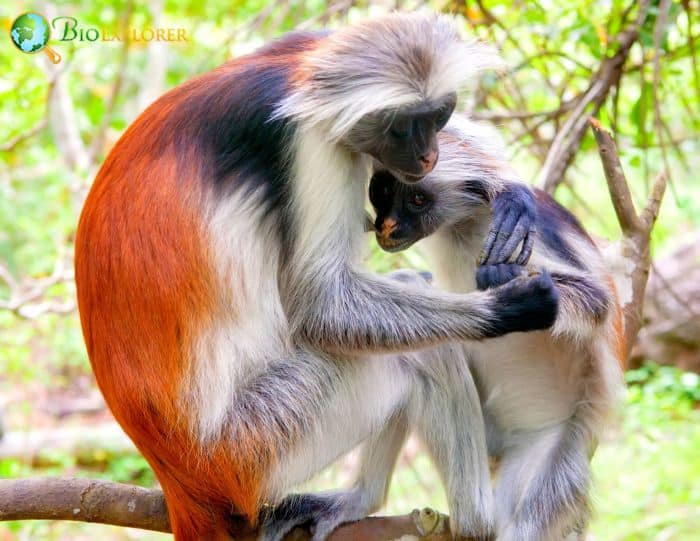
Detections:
[0, 119, 49, 153]
[472, 97, 579, 123]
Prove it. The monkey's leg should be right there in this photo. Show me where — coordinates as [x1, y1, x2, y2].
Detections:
[493, 421, 591, 541]
[476, 265, 613, 343]
[411, 344, 494, 540]
[269, 409, 411, 541]
[258, 352, 414, 541]
[343, 407, 410, 517]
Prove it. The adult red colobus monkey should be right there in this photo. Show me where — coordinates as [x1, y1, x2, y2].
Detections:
[370, 117, 625, 541]
[75, 13, 559, 541]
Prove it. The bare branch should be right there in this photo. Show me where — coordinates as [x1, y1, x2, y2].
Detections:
[472, 97, 579, 123]
[0, 479, 169, 533]
[0, 248, 75, 319]
[588, 117, 643, 235]
[0, 262, 18, 291]
[44, 61, 89, 171]
[0, 71, 57, 153]
[0, 118, 49, 153]
[0, 478, 464, 540]
[640, 171, 667, 234]
[590, 117, 668, 358]
[538, 78, 607, 191]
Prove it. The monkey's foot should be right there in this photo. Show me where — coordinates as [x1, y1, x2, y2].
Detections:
[259, 492, 369, 541]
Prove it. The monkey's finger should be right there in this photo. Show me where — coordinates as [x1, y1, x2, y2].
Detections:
[490, 222, 528, 264]
[480, 209, 512, 264]
[516, 226, 537, 265]
[476, 263, 523, 289]
[480, 205, 511, 262]
[485, 211, 521, 264]
[476, 265, 498, 290]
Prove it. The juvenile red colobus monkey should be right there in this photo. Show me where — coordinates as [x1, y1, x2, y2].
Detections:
[75, 13, 559, 541]
[370, 117, 626, 541]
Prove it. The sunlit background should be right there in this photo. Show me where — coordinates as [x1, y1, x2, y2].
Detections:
[1, 1, 699, 540]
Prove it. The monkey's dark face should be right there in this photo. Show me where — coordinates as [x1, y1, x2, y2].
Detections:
[369, 170, 441, 252]
[347, 93, 456, 180]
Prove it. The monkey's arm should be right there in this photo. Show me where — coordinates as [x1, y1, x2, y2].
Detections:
[476, 264, 611, 340]
[549, 271, 613, 339]
[290, 268, 559, 355]
[480, 182, 537, 266]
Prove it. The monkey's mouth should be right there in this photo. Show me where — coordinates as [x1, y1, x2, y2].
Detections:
[376, 235, 416, 253]
[396, 172, 425, 184]
[384, 168, 425, 184]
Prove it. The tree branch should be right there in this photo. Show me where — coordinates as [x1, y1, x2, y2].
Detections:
[589, 117, 667, 357]
[0, 479, 169, 533]
[589, 118, 643, 235]
[0, 119, 48, 153]
[0, 478, 462, 540]
[538, 0, 649, 193]
[471, 97, 579, 123]
[0, 248, 75, 319]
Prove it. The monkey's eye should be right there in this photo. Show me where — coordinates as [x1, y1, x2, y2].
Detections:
[407, 193, 429, 212]
[435, 109, 450, 130]
[389, 119, 411, 139]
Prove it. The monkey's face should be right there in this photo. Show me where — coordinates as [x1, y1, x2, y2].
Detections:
[369, 170, 441, 252]
[347, 93, 457, 180]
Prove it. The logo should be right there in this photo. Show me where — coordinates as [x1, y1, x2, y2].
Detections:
[51, 17, 189, 43]
[10, 12, 62, 63]
[9, 12, 189, 62]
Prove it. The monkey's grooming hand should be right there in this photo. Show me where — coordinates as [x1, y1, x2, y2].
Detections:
[480, 183, 537, 266]
[387, 268, 433, 288]
[483, 268, 559, 337]
[476, 263, 527, 290]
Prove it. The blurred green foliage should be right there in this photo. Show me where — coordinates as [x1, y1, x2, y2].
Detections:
[0, 0, 698, 539]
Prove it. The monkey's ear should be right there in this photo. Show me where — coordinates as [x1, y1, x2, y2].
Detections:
[364, 212, 376, 232]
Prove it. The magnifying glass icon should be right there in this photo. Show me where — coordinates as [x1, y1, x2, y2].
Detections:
[10, 12, 62, 64]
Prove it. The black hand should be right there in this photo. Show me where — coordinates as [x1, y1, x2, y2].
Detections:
[480, 183, 537, 266]
[483, 269, 560, 337]
[476, 263, 526, 290]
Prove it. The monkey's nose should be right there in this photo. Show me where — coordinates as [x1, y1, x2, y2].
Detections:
[381, 217, 398, 238]
[419, 149, 438, 174]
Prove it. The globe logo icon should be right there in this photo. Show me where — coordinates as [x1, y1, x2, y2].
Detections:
[10, 12, 62, 64]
